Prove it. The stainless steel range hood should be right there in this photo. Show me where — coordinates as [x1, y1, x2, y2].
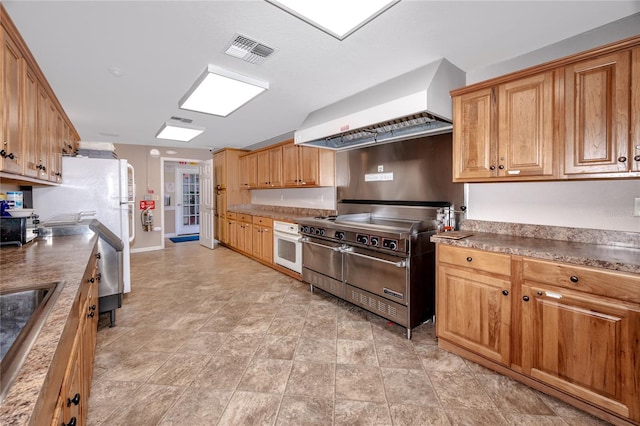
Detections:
[294, 58, 465, 151]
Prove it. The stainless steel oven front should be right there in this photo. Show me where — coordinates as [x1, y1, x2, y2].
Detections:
[273, 221, 302, 274]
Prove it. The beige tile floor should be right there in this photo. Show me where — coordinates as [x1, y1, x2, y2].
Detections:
[88, 241, 611, 425]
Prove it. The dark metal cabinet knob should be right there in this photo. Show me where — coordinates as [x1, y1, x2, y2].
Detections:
[7, 153, 14, 160]
[88, 311, 95, 318]
[88, 277, 95, 284]
[489, 165, 496, 171]
[617, 156, 627, 163]
[90, 304, 97, 311]
[67, 393, 80, 406]
[502, 290, 509, 296]
[570, 275, 579, 283]
[523, 296, 530, 302]
[64, 418, 77, 426]
[95, 252, 101, 259]
[498, 165, 505, 170]
[634, 155, 640, 162]
[466, 256, 472, 262]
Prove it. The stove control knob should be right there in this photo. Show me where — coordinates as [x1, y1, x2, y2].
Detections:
[370, 236, 380, 247]
[309, 227, 315, 235]
[383, 239, 398, 250]
[335, 231, 345, 240]
[318, 228, 326, 237]
[301, 226, 309, 233]
[356, 234, 369, 245]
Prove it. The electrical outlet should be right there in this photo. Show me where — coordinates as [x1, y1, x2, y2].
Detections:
[634, 197, 640, 217]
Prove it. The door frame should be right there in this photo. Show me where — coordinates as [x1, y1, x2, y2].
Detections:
[174, 165, 200, 236]
[159, 157, 202, 249]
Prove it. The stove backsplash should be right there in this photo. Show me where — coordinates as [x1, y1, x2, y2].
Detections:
[335, 133, 464, 212]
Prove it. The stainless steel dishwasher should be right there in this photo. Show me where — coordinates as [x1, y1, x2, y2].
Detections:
[39, 219, 124, 327]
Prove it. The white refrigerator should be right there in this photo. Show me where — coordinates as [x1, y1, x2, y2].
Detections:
[33, 157, 135, 293]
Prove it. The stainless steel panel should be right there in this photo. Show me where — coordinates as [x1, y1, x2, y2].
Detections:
[336, 133, 463, 207]
[343, 247, 408, 304]
[302, 237, 343, 282]
[345, 284, 408, 327]
[303, 268, 344, 299]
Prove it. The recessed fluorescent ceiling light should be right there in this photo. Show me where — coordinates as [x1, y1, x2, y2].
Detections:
[266, 0, 399, 40]
[155, 122, 205, 142]
[179, 65, 269, 117]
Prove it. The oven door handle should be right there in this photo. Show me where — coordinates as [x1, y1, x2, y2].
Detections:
[301, 238, 343, 252]
[342, 247, 407, 268]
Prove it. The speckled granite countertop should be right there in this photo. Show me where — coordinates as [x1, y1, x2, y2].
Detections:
[0, 233, 97, 425]
[227, 204, 335, 223]
[431, 220, 640, 274]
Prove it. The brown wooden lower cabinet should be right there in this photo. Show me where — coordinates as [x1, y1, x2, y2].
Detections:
[435, 244, 640, 426]
[50, 250, 99, 426]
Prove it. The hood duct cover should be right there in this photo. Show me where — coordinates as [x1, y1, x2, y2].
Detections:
[294, 58, 465, 150]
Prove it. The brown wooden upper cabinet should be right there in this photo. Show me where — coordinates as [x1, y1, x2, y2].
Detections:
[451, 35, 640, 182]
[239, 152, 257, 189]
[1, 5, 79, 183]
[452, 72, 555, 182]
[283, 143, 319, 187]
[257, 145, 283, 188]
[1, 25, 25, 175]
[564, 50, 635, 176]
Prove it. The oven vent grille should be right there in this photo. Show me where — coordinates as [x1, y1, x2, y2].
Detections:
[347, 287, 407, 326]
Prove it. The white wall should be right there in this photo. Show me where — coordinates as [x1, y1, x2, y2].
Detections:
[251, 187, 336, 210]
[466, 180, 640, 232]
[464, 14, 640, 232]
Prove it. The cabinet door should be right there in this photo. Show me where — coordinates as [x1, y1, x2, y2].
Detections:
[257, 150, 270, 188]
[498, 71, 554, 177]
[282, 143, 299, 186]
[227, 219, 236, 247]
[436, 264, 511, 365]
[252, 226, 262, 259]
[46, 99, 58, 182]
[1, 29, 24, 174]
[521, 284, 640, 419]
[260, 226, 273, 263]
[213, 151, 226, 189]
[268, 146, 283, 187]
[632, 47, 640, 172]
[36, 84, 50, 180]
[452, 88, 497, 181]
[299, 146, 318, 186]
[564, 50, 631, 174]
[22, 62, 38, 177]
[246, 153, 257, 188]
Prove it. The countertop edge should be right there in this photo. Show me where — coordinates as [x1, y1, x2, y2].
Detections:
[431, 232, 640, 275]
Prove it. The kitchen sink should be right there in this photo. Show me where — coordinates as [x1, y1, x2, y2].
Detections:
[0, 281, 64, 402]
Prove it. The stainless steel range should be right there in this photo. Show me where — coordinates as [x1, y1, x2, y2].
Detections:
[298, 202, 447, 339]
[298, 133, 465, 339]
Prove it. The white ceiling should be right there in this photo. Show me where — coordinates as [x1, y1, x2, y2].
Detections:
[4, 1, 640, 151]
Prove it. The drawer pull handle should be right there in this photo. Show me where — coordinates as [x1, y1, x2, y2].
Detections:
[523, 296, 530, 302]
[466, 256, 472, 262]
[569, 275, 579, 283]
[502, 290, 509, 296]
[67, 393, 80, 406]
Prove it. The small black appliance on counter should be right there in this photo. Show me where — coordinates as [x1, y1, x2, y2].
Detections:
[0, 216, 39, 247]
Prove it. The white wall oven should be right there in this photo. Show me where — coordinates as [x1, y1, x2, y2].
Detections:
[273, 221, 302, 274]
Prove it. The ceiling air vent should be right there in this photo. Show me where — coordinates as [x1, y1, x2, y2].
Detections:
[224, 34, 277, 64]
[170, 116, 193, 124]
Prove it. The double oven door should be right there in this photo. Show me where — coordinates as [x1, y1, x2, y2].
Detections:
[301, 235, 409, 305]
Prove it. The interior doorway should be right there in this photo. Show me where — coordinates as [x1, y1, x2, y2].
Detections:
[175, 166, 200, 235]
[162, 160, 199, 239]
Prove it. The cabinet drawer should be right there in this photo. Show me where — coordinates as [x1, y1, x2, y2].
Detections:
[252, 216, 273, 227]
[238, 213, 252, 223]
[226, 212, 237, 220]
[523, 258, 640, 303]
[438, 245, 511, 276]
